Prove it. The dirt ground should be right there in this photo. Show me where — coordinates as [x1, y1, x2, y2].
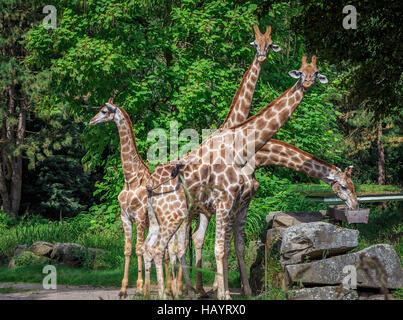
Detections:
[0, 282, 241, 300]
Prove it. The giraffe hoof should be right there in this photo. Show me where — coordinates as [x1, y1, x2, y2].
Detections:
[118, 291, 128, 299]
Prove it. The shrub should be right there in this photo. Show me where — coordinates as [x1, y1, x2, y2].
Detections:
[12, 251, 49, 267]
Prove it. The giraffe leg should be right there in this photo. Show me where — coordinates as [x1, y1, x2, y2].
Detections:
[144, 197, 162, 299]
[176, 260, 183, 297]
[143, 224, 158, 299]
[143, 251, 152, 299]
[149, 196, 188, 299]
[192, 214, 210, 296]
[211, 217, 232, 297]
[164, 258, 174, 297]
[136, 255, 143, 293]
[214, 206, 232, 300]
[135, 217, 146, 294]
[234, 208, 252, 297]
[167, 240, 176, 297]
[223, 218, 234, 300]
[154, 246, 167, 299]
[175, 221, 191, 297]
[119, 214, 132, 299]
[146, 228, 169, 300]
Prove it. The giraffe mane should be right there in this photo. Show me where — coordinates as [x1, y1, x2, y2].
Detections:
[270, 139, 338, 171]
[117, 106, 150, 172]
[219, 62, 254, 129]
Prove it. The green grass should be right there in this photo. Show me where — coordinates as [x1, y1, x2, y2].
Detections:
[0, 263, 241, 290]
[343, 204, 403, 260]
[0, 264, 136, 287]
[0, 286, 32, 294]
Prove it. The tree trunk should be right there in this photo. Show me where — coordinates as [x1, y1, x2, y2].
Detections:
[377, 122, 386, 185]
[0, 84, 26, 218]
[377, 122, 387, 210]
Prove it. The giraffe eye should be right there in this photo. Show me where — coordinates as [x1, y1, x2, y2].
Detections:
[101, 110, 107, 114]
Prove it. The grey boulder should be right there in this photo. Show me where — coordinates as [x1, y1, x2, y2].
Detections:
[29, 241, 54, 257]
[280, 221, 359, 265]
[285, 244, 403, 289]
[288, 286, 358, 300]
[266, 211, 326, 228]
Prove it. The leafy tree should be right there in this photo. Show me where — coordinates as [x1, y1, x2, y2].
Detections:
[20, 0, 347, 215]
[21, 117, 95, 219]
[293, 0, 402, 185]
[0, 0, 47, 216]
[293, 0, 402, 118]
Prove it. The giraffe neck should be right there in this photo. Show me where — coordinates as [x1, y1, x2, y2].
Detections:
[115, 108, 150, 187]
[253, 139, 339, 185]
[178, 55, 263, 165]
[233, 82, 305, 162]
[220, 55, 262, 129]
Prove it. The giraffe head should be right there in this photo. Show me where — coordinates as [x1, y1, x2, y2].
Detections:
[250, 24, 281, 62]
[288, 55, 328, 90]
[329, 166, 359, 210]
[89, 98, 119, 126]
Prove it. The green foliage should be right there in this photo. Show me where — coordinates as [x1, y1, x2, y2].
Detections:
[0, 212, 124, 269]
[294, 0, 402, 118]
[0, 211, 17, 230]
[22, 155, 93, 218]
[12, 250, 48, 268]
[346, 202, 403, 259]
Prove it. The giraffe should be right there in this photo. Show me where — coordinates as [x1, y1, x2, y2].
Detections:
[89, 101, 156, 298]
[187, 24, 281, 296]
[219, 24, 280, 130]
[144, 55, 329, 299]
[141, 23, 281, 298]
[90, 101, 182, 298]
[232, 141, 359, 295]
[192, 139, 359, 296]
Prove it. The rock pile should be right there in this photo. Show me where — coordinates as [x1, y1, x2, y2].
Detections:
[250, 211, 403, 300]
[7, 241, 107, 269]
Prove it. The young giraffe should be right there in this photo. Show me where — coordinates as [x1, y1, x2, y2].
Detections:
[145, 55, 329, 299]
[142, 23, 281, 298]
[192, 139, 359, 296]
[89, 102, 152, 298]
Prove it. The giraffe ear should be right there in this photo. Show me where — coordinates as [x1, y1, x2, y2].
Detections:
[270, 43, 281, 52]
[344, 165, 353, 177]
[105, 103, 117, 113]
[288, 70, 302, 79]
[317, 73, 328, 84]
